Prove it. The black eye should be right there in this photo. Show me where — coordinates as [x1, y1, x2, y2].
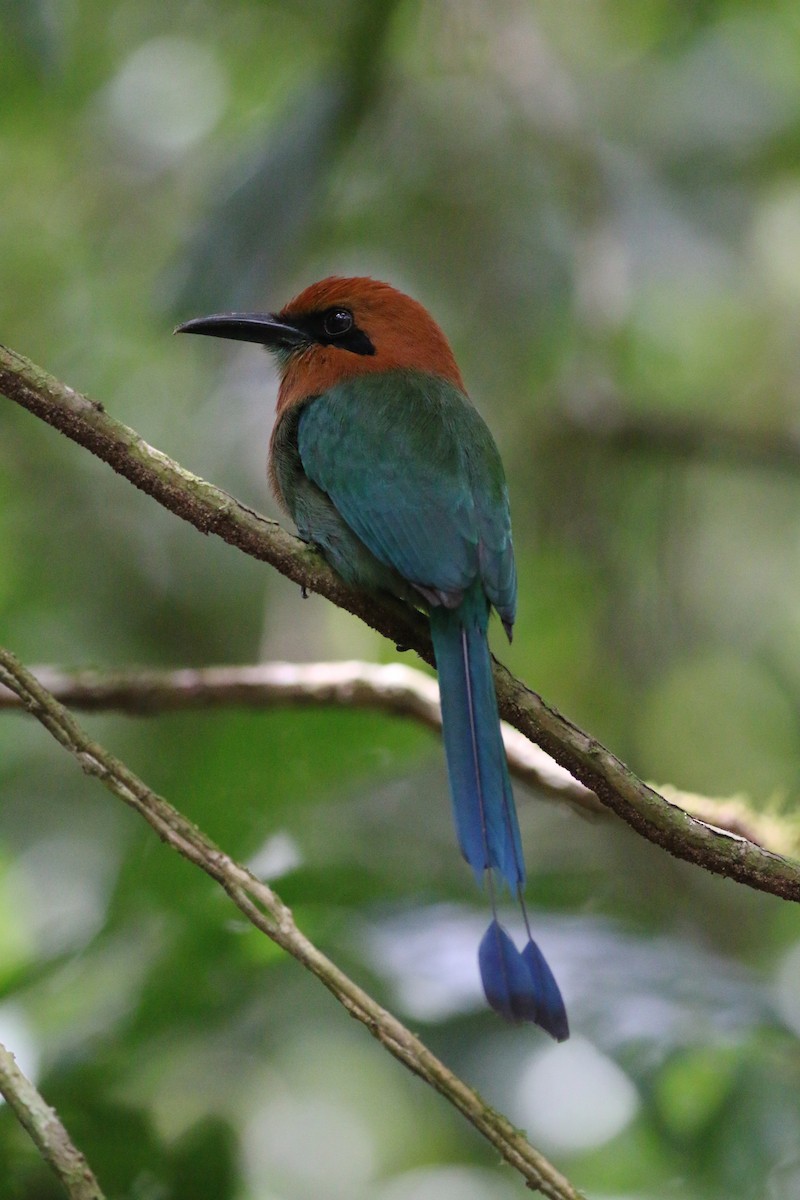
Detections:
[322, 308, 353, 338]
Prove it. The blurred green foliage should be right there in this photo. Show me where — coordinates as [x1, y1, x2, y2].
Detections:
[3, 0, 800, 1197]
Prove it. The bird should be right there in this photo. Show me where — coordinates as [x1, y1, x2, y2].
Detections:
[176, 277, 569, 1039]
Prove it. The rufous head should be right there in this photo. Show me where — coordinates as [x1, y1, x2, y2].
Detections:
[176, 276, 465, 409]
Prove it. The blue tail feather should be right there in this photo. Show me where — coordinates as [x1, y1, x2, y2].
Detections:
[430, 598, 523, 891]
[479, 919, 540, 1023]
[430, 592, 569, 1039]
[522, 936, 570, 1041]
[479, 920, 569, 1040]
[479, 921, 566, 1036]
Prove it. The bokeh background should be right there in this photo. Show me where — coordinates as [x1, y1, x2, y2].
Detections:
[3, 1, 800, 1197]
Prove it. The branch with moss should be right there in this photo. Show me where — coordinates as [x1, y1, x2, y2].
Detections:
[0, 645, 581, 1200]
[1, 659, 796, 857]
[2, 342, 799, 903]
[0, 1039, 105, 1200]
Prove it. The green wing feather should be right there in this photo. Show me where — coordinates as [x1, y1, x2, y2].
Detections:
[296, 369, 516, 624]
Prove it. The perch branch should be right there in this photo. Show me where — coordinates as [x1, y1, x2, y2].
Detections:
[2, 344, 800, 900]
[0, 646, 581, 1200]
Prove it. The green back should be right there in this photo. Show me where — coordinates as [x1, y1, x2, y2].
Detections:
[296, 369, 516, 626]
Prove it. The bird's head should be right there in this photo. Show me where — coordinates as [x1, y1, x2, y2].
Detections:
[176, 276, 465, 410]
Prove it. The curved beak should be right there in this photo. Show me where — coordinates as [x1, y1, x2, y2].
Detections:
[174, 312, 306, 349]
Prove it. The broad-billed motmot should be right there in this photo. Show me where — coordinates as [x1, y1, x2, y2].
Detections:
[177, 277, 568, 1040]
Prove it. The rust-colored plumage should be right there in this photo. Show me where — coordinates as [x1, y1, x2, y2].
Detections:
[275, 277, 465, 413]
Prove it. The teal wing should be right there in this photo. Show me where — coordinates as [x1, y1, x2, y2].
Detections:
[297, 369, 516, 624]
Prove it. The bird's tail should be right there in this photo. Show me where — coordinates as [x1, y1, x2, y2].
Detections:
[430, 594, 569, 1041]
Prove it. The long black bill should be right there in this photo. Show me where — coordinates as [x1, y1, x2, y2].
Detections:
[174, 312, 306, 348]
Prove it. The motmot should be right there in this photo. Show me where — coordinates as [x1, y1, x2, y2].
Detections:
[177, 277, 568, 1040]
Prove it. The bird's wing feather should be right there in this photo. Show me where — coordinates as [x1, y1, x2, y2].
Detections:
[297, 370, 514, 615]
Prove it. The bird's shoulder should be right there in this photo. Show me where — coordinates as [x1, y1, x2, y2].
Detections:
[300, 369, 502, 478]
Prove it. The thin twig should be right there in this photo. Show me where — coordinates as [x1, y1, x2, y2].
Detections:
[0, 660, 600, 813]
[0, 645, 582, 1200]
[1, 660, 796, 856]
[2, 343, 800, 900]
[0, 1040, 105, 1200]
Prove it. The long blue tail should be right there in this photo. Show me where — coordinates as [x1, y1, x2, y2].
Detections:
[430, 593, 569, 1041]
